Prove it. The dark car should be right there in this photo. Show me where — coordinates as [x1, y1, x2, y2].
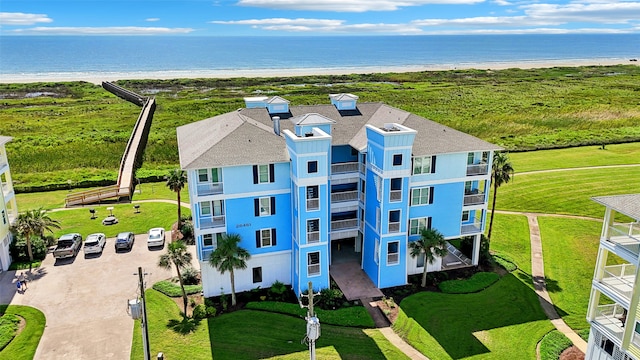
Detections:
[114, 232, 135, 252]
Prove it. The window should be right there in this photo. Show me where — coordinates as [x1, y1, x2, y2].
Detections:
[307, 161, 318, 174]
[389, 210, 400, 233]
[255, 228, 276, 248]
[462, 211, 470, 222]
[306, 185, 319, 211]
[411, 187, 433, 206]
[374, 239, 380, 264]
[307, 219, 320, 243]
[198, 169, 208, 182]
[203, 234, 214, 247]
[412, 156, 436, 174]
[308, 252, 320, 276]
[393, 154, 402, 166]
[1, 210, 5, 225]
[255, 197, 275, 216]
[634, 322, 640, 346]
[252, 267, 263, 283]
[600, 337, 614, 355]
[416, 253, 425, 268]
[376, 208, 381, 232]
[390, 178, 402, 202]
[253, 164, 274, 184]
[467, 152, 475, 165]
[387, 241, 399, 265]
[200, 201, 211, 215]
[409, 217, 432, 235]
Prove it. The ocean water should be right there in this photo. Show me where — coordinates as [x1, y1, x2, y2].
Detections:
[1, 34, 638, 79]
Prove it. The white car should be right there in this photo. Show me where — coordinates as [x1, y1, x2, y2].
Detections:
[84, 233, 106, 255]
[147, 228, 165, 248]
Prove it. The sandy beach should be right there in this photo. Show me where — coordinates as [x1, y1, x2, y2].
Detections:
[0, 58, 637, 84]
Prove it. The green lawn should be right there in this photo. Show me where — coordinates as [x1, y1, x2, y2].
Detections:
[49, 202, 189, 238]
[0, 305, 46, 360]
[537, 216, 622, 330]
[494, 166, 640, 218]
[394, 273, 554, 359]
[509, 142, 640, 173]
[131, 289, 409, 360]
[489, 213, 532, 275]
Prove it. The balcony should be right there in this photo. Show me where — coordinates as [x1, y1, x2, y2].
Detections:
[595, 264, 635, 306]
[461, 222, 483, 235]
[307, 198, 319, 211]
[464, 192, 485, 206]
[307, 231, 320, 243]
[592, 303, 626, 343]
[331, 190, 358, 203]
[467, 163, 489, 176]
[331, 162, 359, 174]
[604, 223, 640, 261]
[196, 182, 223, 196]
[331, 219, 358, 231]
[199, 215, 226, 229]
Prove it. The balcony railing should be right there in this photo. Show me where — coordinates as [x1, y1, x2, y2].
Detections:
[593, 303, 626, 342]
[390, 190, 402, 202]
[200, 248, 214, 262]
[606, 223, 640, 257]
[331, 162, 359, 174]
[359, 163, 366, 174]
[466, 163, 489, 176]
[599, 264, 636, 301]
[331, 219, 358, 231]
[199, 215, 226, 229]
[307, 198, 319, 211]
[359, 192, 365, 203]
[461, 222, 483, 235]
[464, 193, 485, 206]
[388, 222, 400, 233]
[196, 182, 223, 196]
[307, 231, 320, 243]
[331, 190, 358, 203]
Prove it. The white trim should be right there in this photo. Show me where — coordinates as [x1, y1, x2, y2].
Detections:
[258, 228, 275, 248]
[410, 175, 490, 187]
[306, 218, 321, 244]
[410, 186, 430, 206]
[307, 251, 321, 277]
[193, 188, 290, 201]
[285, 146, 329, 158]
[294, 177, 329, 187]
[258, 196, 272, 216]
[387, 240, 400, 266]
[250, 249, 292, 259]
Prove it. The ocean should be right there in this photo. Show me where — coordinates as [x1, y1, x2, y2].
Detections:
[1, 34, 638, 81]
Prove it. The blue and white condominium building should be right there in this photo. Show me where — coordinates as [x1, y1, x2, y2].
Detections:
[0, 136, 18, 272]
[177, 94, 502, 297]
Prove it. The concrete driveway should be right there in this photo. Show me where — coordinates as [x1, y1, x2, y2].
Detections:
[0, 234, 199, 360]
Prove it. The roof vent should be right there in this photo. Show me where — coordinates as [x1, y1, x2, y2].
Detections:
[272, 116, 281, 135]
[382, 124, 400, 132]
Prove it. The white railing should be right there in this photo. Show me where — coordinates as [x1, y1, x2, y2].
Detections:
[359, 163, 366, 174]
[390, 190, 402, 202]
[609, 223, 640, 241]
[464, 193, 485, 206]
[197, 182, 223, 196]
[466, 163, 489, 176]
[359, 192, 365, 203]
[307, 198, 319, 211]
[388, 222, 400, 233]
[199, 215, 226, 229]
[331, 162, 359, 174]
[308, 264, 320, 276]
[331, 190, 358, 203]
[200, 248, 214, 261]
[307, 232, 320, 243]
[461, 222, 482, 235]
[601, 264, 636, 300]
[594, 303, 626, 341]
[331, 219, 358, 231]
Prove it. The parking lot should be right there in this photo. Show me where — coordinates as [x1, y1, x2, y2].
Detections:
[0, 234, 198, 360]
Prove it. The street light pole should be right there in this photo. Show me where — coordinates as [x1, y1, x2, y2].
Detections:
[138, 267, 151, 360]
[300, 281, 320, 360]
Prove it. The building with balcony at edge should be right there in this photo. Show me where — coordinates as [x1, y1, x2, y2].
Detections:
[176, 94, 502, 297]
[0, 136, 18, 272]
[586, 194, 640, 360]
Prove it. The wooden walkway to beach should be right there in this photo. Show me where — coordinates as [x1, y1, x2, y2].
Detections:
[65, 82, 155, 207]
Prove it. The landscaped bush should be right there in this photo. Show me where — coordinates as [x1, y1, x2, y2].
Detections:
[152, 280, 202, 297]
[539, 330, 573, 360]
[9, 236, 47, 262]
[245, 301, 374, 327]
[267, 280, 289, 302]
[179, 219, 194, 245]
[438, 272, 500, 294]
[192, 304, 207, 320]
[180, 267, 199, 285]
[0, 313, 20, 351]
[493, 253, 518, 272]
[316, 287, 345, 310]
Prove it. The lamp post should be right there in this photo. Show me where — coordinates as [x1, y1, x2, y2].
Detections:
[138, 267, 151, 360]
[299, 281, 321, 360]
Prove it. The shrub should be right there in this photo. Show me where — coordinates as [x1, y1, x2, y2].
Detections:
[539, 330, 573, 360]
[192, 304, 206, 320]
[267, 280, 288, 302]
[9, 236, 47, 262]
[206, 306, 217, 317]
[493, 253, 517, 272]
[179, 220, 194, 245]
[152, 280, 202, 297]
[0, 313, 20, 351]
[317, 287, 344, 310]
[180, 266, 199, 285]
[438, 272, 500, 294]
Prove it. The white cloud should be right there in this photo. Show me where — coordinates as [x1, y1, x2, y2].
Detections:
[0, 12, 53, 25]
[212, 17, 422, 33]
[523, 1, 640, 24]
[146, 18, 160, 22]
[412, 15, 562, 27]
[9, 27, 194, 35]
[420, 27, 635, 35]
[212, 18, 344, 26]
[236, 0, 483, 12]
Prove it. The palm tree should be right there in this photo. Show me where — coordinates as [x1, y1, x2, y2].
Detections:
[13, 208, 60, 264]
[166, 169, 187, 229]
[487, 152, 514, 242]
[209, 233, 250, 307]
[409, 228, 448, 287]
[158, 240, 193, 317]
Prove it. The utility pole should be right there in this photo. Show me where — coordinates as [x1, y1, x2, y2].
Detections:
[300, 281, 320, 360]
[138, 267, 151, 360]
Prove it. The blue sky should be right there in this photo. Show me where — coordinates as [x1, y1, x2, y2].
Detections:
[1, 0, 639, 36]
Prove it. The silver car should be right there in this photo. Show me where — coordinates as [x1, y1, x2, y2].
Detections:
[84, 233, 106, 255]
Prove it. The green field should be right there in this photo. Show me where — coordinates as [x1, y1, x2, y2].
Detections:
[2, 65, 640, 190]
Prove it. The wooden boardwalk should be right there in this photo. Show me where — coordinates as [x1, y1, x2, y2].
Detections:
[65, 83, 155, 207]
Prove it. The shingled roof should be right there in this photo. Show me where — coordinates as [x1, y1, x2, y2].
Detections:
[592, 194, 640, 220]
[177, 101, 502, 170]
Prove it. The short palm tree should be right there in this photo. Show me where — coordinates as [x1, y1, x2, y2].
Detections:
[13, 208, 60, 264]
[409, 228, 448, 287]
[209, 233, 250, 307]
[158, 240, 193, 317]
[166, 169, 187, 229]
[487, 152, 514, 242]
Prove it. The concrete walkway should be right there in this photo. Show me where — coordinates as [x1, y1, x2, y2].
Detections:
[527, 214, 588, 353]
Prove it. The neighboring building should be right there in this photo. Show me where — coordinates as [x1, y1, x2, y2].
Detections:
[0, 136, 18, 271]
[177, 94, 502, 297]
[586, 194, 640, 360]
